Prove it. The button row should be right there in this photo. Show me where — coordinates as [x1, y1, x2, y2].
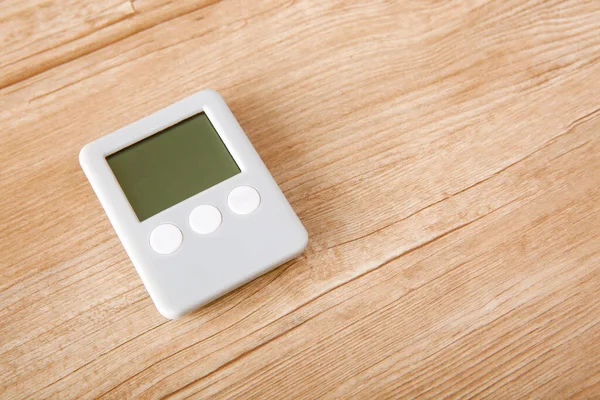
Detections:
[149, 186, 260, 254]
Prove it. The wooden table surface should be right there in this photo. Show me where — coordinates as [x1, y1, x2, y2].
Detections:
[2, 0, 600, 398]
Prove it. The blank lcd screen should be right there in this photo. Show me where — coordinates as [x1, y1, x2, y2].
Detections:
[107, 113, 240, 221]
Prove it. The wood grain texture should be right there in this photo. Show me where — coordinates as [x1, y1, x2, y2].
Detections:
[1, 0, 600, 398]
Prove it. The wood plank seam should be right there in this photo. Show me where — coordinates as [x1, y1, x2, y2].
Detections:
[326, 119, 591, 252]
[0, 0, 223, 90]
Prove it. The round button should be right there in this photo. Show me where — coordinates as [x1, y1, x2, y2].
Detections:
[189, 205, 222, 234]
[149, 224, 182, 254]
[228, 186, 261, 215]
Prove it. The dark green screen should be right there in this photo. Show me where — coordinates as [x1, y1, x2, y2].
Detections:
[107, 113, 240, 221]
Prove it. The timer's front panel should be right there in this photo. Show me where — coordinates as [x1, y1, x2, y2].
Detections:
[89, 95, 308, 317]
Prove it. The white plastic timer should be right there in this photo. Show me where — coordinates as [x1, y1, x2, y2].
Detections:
[79, 90, 308, 319]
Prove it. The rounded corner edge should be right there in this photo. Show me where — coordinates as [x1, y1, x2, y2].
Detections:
[78, 142, 95, 169]
[293, 224, 309, 257]
[300, 227, 309, 252]
[79, 143, 91, 166]
[201, 88, 224, 101]
[154, 300, 185, 320]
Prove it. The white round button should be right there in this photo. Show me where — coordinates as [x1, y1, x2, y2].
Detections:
[149, 224, 182, 254]
[189, 205, 222, 234]
[228, 186, 261, 215]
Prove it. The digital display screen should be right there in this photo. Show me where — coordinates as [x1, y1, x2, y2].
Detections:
[107, 113, 240, 221]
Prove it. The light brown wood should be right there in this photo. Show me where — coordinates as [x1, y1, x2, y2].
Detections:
[1, 0, 600, 398]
